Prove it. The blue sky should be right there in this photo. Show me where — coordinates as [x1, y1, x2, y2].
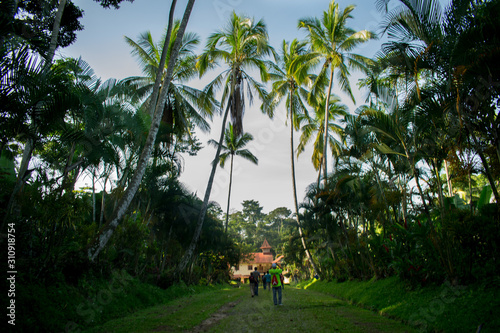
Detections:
[62, 0, 398, 213]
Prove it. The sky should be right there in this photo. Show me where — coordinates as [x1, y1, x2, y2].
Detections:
[61, 0, 393, 214]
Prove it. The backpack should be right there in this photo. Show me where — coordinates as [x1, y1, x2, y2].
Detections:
[249, 274, 255, 283]
[271, 274, 279, 286]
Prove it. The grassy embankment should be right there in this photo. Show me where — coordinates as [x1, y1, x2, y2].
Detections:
[13, 270, 231, 333]
[297, 277, 500, 332]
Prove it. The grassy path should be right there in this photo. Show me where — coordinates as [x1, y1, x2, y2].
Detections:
[84, 285, 416, 332]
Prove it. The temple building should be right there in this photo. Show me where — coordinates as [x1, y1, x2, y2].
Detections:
[231, 239, 284, 283]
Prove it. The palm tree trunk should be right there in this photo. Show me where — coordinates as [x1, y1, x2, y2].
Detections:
[225, 153, 234, 233]
[468, 169, 473, 213]
[88, 0, 196, 261]
[444, 159, 453, 197]
[44, 0, 67, 67]
[177, 67, 238, 273]
[99, 176, 107, 228]
[92, 168, 96, 223]
[415, 169, 432, 221]
[289, 92, 320, 278]
[431, 158, 445, 218]
[372, 162, 393, 225]
[3, 138, 34, 227]
[177, 100, 232, 274]
[322, 67, 335, 187]
[316, 156, 323, 188]
[59, 142, 77, 195]
[147, 0, 177, 117]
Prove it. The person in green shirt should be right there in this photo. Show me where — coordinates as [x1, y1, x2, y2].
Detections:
[269, 263, 283, 305]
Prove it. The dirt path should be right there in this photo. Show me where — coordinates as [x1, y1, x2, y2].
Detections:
[187, 301, 241, 333]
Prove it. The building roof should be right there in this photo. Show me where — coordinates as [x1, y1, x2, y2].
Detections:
[260, 239, 272, 250]
[272, 255, 284, 264]
[251, 253, 274, 264]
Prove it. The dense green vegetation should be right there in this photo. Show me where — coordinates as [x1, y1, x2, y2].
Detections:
[298, 278, 500, 332]
[1, 0, 499, 331]
[18, 270, 234, 332]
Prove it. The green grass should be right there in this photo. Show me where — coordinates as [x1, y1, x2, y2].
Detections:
[82, 286, 243, 333]
[213, 286, 416, 333]
[87, 284, 417, 332]
[297, 277, 500, 332]
[28, 272, 499, 332]
[15, 270, 232, 333]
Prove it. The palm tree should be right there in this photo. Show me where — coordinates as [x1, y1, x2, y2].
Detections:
[376, 0, 500, 209]
[208, 123, 257, 233]
[2, 47, 77, 225]
[361, 105, 433, 221]
[298, 0, 375, 186]
[88, 0, 197, 261]
[123, 21, 216, 141]
[267, 39, 321, 277]
[297, 94, 348, 187]
[176, 12, 272, 273]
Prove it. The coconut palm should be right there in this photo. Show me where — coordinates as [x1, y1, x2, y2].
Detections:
[177, 12, 272, 273]
[88, 0, 197, 261]
[123, 21, 217, 147]
[297, 94, 348, 187]
[298, 0, 375, 186]
[208, 123, 257, 233]
[267, 39, 321, 277]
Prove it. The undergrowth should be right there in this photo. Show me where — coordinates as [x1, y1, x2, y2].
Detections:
[297, 277, 500, 332]
[12, 270, 228, 333]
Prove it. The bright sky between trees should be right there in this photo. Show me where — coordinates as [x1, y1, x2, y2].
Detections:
[61, 0, 401, 213]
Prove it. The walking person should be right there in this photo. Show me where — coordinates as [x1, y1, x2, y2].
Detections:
[269, 263, 283, 305]
[250, 267, 260, 297]
[264, 271, 271, 291]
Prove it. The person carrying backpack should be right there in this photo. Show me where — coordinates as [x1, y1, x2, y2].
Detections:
[249, 267, 260, 297]
[269, 263, 283, 305]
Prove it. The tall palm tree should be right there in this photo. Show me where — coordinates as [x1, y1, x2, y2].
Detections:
[297, 94, 348, 186]
[123, 21, 217, 142]
[88, 0, 197, 261]
[176, 12, 272, 273]
[298, 0, 375, 186]
[267, 39, 321, 277]
[208, 123, 257, 233]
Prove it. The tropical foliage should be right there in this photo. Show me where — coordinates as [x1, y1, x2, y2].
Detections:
[1, 0, 499, 331]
